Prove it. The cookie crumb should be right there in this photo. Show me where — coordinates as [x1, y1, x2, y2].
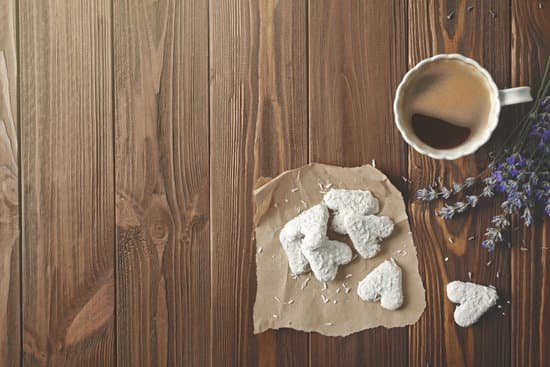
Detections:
[447, 9, 456, 20]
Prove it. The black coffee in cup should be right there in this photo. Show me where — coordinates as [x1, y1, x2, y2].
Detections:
[401, 59, 492, 150]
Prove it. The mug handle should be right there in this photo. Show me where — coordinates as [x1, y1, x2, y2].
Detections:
[499, 86, 533, 106]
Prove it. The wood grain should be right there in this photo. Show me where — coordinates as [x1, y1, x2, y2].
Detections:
[255, 1, 310, 366]
[209, 0, 260, 365]
[210, 0, 309, 365]
[114, 0, 210, 366]
[19, 1, 115, 365]
[408, 1, 511, 366]
[0, 0, 19, 365]
[510, 1, 550, 366]
[308, 1, 409, 366]
[5, 1, 550, 366]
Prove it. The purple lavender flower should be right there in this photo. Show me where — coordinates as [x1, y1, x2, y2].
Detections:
[416, 186, 438, 201]
[466, 195, 479, 208]
[482, 239, 496, 251]
[521, 208, 533, 226]
[440, 186, 452, 199]
[506, 155, 517, 165]
[518, 157, 527, 167]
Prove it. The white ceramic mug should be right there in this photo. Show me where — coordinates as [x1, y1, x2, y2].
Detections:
[394, 54, 532, 160]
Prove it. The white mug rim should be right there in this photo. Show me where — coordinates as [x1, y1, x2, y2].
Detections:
[393, 54, 501, 160]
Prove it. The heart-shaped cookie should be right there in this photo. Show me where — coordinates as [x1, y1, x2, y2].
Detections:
[357, 258, 403, 310]
[323, 189, 379, 234]
[446, 281, 498, 327]
[279, 204, 329, 274]
[344, 214, 394, 258]
[301, 239, 352, 282]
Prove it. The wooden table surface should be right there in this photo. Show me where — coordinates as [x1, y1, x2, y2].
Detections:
[0, 0, 549, 366]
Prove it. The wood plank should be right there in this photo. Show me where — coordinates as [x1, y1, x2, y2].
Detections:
[510, 1, 550, 366]
[308, 1, 409, 366]
[255, 1, 310, 366]
[0, 0, 19, 365]
[19, 1, 115, 365]
[209, 0, 260, 364]
[210, 0, 309, 365]
[408, 1, 511, 366]
[113, 0, 210, 366]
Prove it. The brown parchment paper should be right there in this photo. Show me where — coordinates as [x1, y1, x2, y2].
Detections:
[253, 163, 426, 336]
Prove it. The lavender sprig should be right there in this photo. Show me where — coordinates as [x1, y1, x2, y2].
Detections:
[435, 195, 479, 219]
[482, 215, 510, 251]
[415, 177, 477, 202]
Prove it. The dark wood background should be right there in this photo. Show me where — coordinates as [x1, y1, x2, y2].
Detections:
[0, 0, 548, 366]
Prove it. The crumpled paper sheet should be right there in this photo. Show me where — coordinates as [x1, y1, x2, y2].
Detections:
[253, 163, 426, 336]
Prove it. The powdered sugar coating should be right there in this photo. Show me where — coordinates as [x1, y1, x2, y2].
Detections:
[301, 240, 352, 282]
[344, 215, 394, 258]
[357, 258, 403, 310]
[278, 236, 310, 275]
[446, 281, 498, 327]
[323, 189, 380, 234]
[279, 204, 329, 274]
